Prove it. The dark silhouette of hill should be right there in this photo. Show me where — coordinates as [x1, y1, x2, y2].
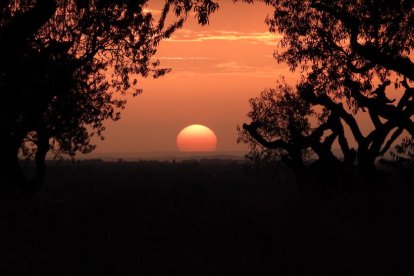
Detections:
[1, 160, 413, 275]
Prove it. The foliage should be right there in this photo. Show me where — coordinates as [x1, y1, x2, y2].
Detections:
[0, 0, 219, 187]
[237, 80, 315, 168]
[238, 0, 414, 173]
[391, 138, 414, 162]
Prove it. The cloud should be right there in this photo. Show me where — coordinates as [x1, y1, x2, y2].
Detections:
[171, 68, 289, 78]
[215, 61, 256, 71]
[166, 30, 282, 45]
[143, 8, 162, 15]
[155, 56, 216, 61]
[167, 60, 290, 78]
[149, 56, 289, 78]
[217, 65, 290, 78]
[214, 61, 289, 76]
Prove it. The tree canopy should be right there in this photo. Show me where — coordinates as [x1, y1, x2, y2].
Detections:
[0, 0, 219, 189]
[237, 79, 315, 172]
[239, 0, 414, 175]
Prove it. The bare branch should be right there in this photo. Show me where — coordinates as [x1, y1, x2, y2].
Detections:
[380, 127, 404, 156]
[243, 122, 293, 151]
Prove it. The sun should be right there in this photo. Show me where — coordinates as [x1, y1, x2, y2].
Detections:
[177, 124, 217, 152]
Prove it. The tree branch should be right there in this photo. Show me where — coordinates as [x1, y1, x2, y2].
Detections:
[380, 127, 404, 156]
[398, 78, 414, 111]
[312, 2, 414, 80]
[242, 122, 293, 151]
[300, 84, 366, 144]
[353, 43, 414, 81]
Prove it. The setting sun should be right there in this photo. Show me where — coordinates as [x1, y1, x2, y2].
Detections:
[176, 124, 217, 152]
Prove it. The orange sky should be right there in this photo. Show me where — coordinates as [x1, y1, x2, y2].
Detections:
[86, 0, 411, 159]
[91, 1, 295, 155]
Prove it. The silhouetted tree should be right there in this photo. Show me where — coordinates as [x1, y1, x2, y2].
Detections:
[0, 0, 218, 190]
[390, 137, 414, 165]
[239, 0, 414, 176]
[237, 80, 314, 173]
[239, 81, 357, 175]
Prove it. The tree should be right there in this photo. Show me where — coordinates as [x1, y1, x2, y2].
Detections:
[237, 80, 315, 173]
[0, 0, 219, 190]
[239, 80, 357, 175]
[239, 0, 414, 176]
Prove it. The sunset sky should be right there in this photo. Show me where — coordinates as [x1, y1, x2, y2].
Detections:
[92, 1, 297, 156]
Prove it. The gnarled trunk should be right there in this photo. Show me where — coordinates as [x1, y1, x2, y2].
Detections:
[30, 131, 50, 192]
[356, 146, 378, 177]
[0, 134, 27, 191]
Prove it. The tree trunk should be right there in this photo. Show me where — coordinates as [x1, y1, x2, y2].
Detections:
[0, 134, 27, 191]
[30, 131, 50, 192]
[357, 148, 378, 178]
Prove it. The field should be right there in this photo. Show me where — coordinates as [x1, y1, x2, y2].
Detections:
[1, 159, 413, 275]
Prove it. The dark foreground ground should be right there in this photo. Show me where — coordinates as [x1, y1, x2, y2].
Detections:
[1, 159, 414, 275]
